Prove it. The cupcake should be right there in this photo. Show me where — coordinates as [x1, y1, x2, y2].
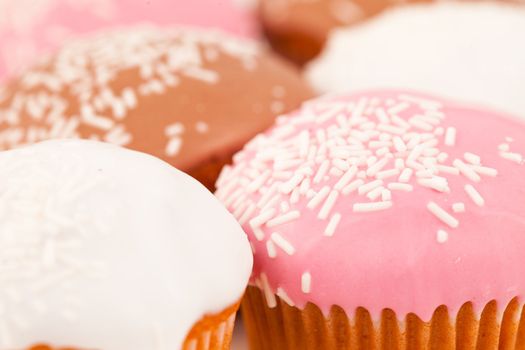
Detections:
[260, 0, 523, 65]
[0, 139, 252, 349]
[216, 90, 525, 348]
[0, 0, 257, 81]
[306, 2, 525, 119]
[0, 26, 314, 190]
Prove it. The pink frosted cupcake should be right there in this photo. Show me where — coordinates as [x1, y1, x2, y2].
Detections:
[0, 0, 256, 81]
[215, 90, 525, 349]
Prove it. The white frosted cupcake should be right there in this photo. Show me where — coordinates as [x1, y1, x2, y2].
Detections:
[0, 139, 252, 350]
[306, 2, 525, 119]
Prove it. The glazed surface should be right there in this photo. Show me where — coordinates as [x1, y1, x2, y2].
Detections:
[0, 26, 313, 176]
[307, 2, 525, 119]
[216, 90, 525, 321]
[0, 0, 256, 80]
[0, 139, 253, 349]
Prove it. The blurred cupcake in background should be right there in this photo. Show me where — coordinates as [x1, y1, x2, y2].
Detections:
[305, 2, 525, 119]
[259, 0, 525, 65]
[0, 0, 258, 81]
[216, 90, 525, 349]
[0, 139, 253, 349]
[0, 25, 314, 190]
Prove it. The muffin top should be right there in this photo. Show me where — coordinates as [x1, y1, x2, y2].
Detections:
[216, 90, 525, 320]
[0, 26, 313, 177]
[0, 139, 252, 349]
[306, 2, 525, 119]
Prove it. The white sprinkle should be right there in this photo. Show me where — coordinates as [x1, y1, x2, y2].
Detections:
[318, 190, 339, 219]
[453, 159, 481, 182]
[381, 189, 392, 201]
[367, 186, 384, 200]
[375, 108, 390, 123]
[307, 186, 330, 209]
[506, 136, 515, 143]
[280, 201, 291, 213]
[324, 213, 342, 237]
[301, 272, 312, 294]
[329, 167, 344, 177]
[409, 117, 433, 131]
[470, 165, 498, 177]
[280, 172, 305, 194]
[377, 123, 405, 135]
[247, 170, 271, 193]
[437, 230, 449, 243]
[183, 67, 219, 83]
[416, 169, 434, 178]
[376, 168, 400, 180]
[165, 122, 185, 136]
[391, 115, 411, 129]
[445, 127, 457, 146]
[427, 201, 459, 228]
[418, 177, 450, 193]
[271, 233, 296, 255]
[342, 179, 365, 195]
[313, 160, 330, 183]
[80, 105, 114, 130]
[276, 287, 295, 307]
[257, 184, 278, 208]
[398, 168, 413, 183]
[260, 273, 277, 308]
[122, 88, 137, 108]
[452, 202, 466, 213]
[334, 165, 358, 190]
[464, 184, 485, 207]
[195, 121, 209, 133]
[252, 227, 265, 241]
[437, 152, 449, 163]
[267, 211, 301, 227]
[358, 179, 383, 195]
[388, 102, 410, 115]
[498, 143, 510, 152]
[290, 187, 301, 204]
[239, 204, 256, 225]
[436, 165, 460, 175]
[464, 152, 481, 165]
[165, 137, 182, 157]
[393, 136, 407, 152]
[500, 152, 523, 164]
[333, 158, 350, 171]
[250, 208, 277, 228]
[366, 157, 389, 177]
[266, 240, 277, 258]
[395, 158, 405, 170]
[299, 178, 311, 195]
[353, 201, 393, 212]
[388, 183, 413, 192]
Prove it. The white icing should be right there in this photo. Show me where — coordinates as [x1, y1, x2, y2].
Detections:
[0, 139, 252, 349]
[306, 2, 525, 119]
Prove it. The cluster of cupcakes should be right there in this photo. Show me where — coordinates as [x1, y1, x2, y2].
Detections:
[0, 0, 524, 349]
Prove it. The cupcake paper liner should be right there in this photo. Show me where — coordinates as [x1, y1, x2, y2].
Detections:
[184, 304, 239, 350]
[242, 286, 525, 349]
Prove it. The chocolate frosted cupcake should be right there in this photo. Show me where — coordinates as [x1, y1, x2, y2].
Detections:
[0, 139, 252, 349]
[216, 90, 525, 348]
[0, 26, 314, 190]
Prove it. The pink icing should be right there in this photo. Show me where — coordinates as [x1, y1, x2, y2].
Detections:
[0, 0, 256, 81]
[216, 90, 525, 322]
